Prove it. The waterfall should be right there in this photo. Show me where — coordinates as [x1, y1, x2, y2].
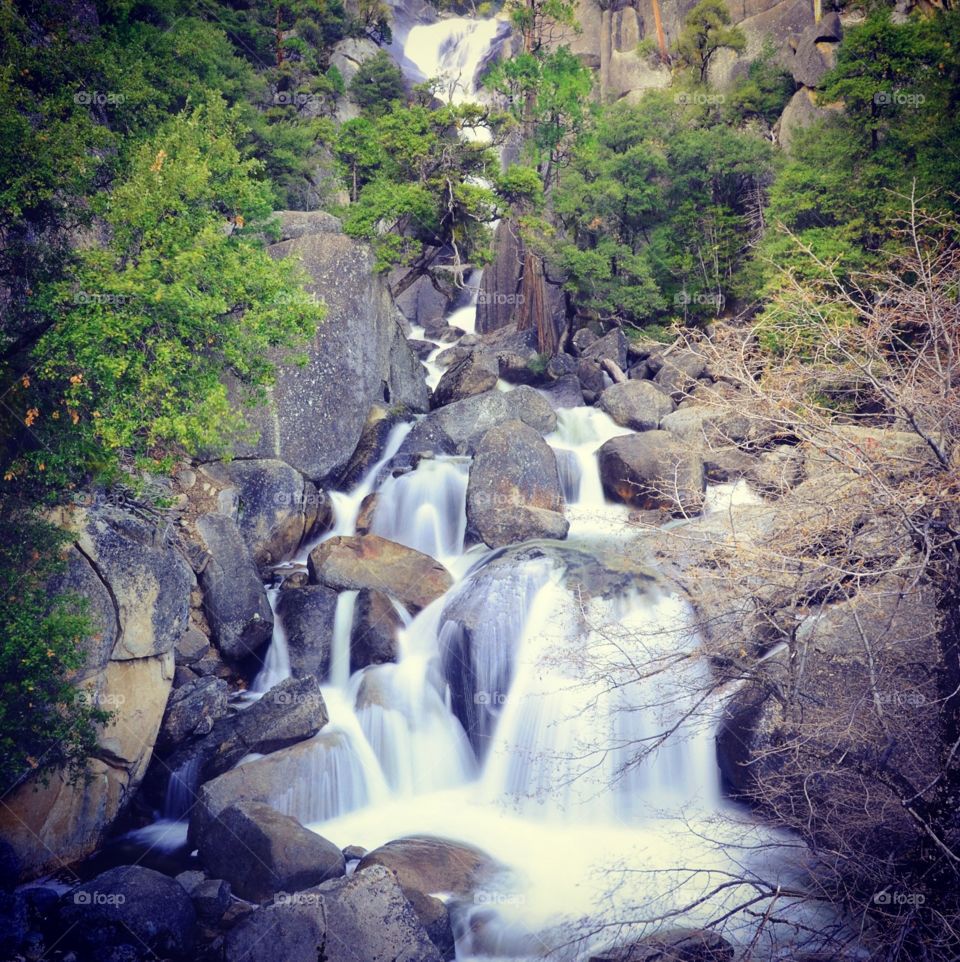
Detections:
[403, 17, 507, 103]
[370, 456, 470, 562]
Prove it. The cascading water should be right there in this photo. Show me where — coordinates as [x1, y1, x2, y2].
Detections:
[190, 14, 839, 959]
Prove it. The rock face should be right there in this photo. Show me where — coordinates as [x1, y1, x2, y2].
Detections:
[191, 731, 349, 842]
[236, 231, 428, 484]
[0, 506, 192, 880]
[200, 459, 329, 573]
[158, 676, 230, 750]
[358, 836, 494, 897]
[315, 866, 444, 962]
[164, 675, 328, 788]
[779, 87, 840, 154]
[466, 420, 569, 548]
[431, 351, 500, 408]
[308, 535, 453, 610]
[351, 589, 403, 671]
[599, 380, 675, 431]
[224, 865, 443, 962]
[195, 513, 274, 660]
[598, 431, 706, 512]
[402, 386, 557, 458]
[275, 585, 339, 679]
[197, 801, 345, 902]
[58, 866, 196, 961]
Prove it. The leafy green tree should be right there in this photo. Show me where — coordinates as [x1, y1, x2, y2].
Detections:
[336, 101, 507, 294]
[485, 46, 593, 188]
[349, 51, 407, 115]
[3, 98, 323, 493]
[673, 0, 746, 83]
[0, 518, 108, 790]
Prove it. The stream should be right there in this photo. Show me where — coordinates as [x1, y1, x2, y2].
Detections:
[148, 14, 838, 959]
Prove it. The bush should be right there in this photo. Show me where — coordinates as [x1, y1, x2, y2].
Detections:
[349, 51, 406, 115]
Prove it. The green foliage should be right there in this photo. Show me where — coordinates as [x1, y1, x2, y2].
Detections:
[485, 46, 592, 186]
[754, 9, 960, 315]
[725, 41, 796, 127]
[0, 517, 109, 790]
[550, 91, 773, 324]
[349, 51, 407, 115]
[336, 102, 506, 275]
[4, 99, 323, 493]
[674, 0, 746, 83]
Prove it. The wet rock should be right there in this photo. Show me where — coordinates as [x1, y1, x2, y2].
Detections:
[598, 431, 705, 512]
[191, 878, 232, 923]
[358, 836, 495, 896]
[540, 373, 585, 410]
[351, 588, 403, 671]
[198, 801, 344, 902]
[200, 459, 329, 573]
[157, 676, 229, 750]
[195, 513, 273, 660]
[432, 352, 500, 408]
[401, 386, 557, 458]
[466, 420, 568, 548]
[308, 534, 453, 610]
[163, 675, 328, 792]
[314, 865, 443, 962]
[58, 866, 196, 961]
[275, 585, 339, 679]
[599, 380, 675, 431]
[338, 405, 407, 489]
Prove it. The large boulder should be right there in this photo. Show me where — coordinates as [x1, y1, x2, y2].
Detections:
[235, 232, 428, 484]
[313, 865, 444, 962]
[599, 380, 675, 431]
[653, 349, 709, 400]
[358, 836, 495, 897]
[72, 505, 194, 661]
[197, 801, 344, 902]
[195, 513, 274, 660]
[598, 431, 706, 512]
[308, 535, 453, 610]
[163, 675, 328, 789]
[431, 351, 500, 408]
[224, 897, 326, 962]
[790, 13, 842, 87]
[200, 459, 330, 574]
[402, 386, 557, 458]
[351, 588, 403, 671]
[659, 405, 753, 447]
[778, 87, 841, 154]
[225, 865, 443, 962]
[581, 328, 628, 369]
[58, 866, 196, 961]
[0, 504, 190, 879]
[157, 676, 230, 751]
[272, 209, 342, 241]
[466, 420, 569, 548]
[275, 584, 339, 679]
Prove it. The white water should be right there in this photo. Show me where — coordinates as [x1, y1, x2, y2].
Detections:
[158, 18, 834, 959]
[404, 16, 505, 104]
